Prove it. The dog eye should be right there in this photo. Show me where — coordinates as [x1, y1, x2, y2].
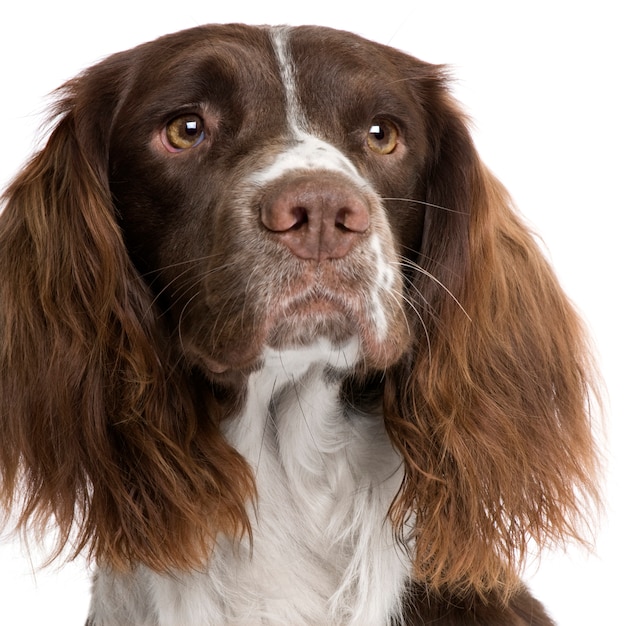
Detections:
[163, 114, 206, 151]
[367, 119, 399, 155]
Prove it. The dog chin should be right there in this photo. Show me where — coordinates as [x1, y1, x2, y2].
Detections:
[266, 302, 355, 349]
[265, 313, 404, 374]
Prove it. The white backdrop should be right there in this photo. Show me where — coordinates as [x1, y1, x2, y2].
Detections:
[1, 1, 624, 624]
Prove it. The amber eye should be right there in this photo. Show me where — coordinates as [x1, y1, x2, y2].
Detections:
[163, 114, 206, 151]
[367, 118, 399, 155]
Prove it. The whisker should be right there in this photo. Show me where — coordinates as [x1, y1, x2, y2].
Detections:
[143, 260, 241, 321]
[381, 197, 469, 215]
[384, 286, 412, 340]
[389, 285, 432, 365]
[278, 352, 330, 476]
[138, 254, 225, 279]
[241, 264, 265, 340]
[206, 274, 256, 355]
[176, 290, 201, 354]
[142, 265, 201, 321]
[395, 258, 472, 322]
[399, 248, 467, 290]
[257, 377, 280, 477]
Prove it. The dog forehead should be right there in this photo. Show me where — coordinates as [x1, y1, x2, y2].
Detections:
[113, 24, 404, 133]
[127, 24, 391, 103]
[247, 26, 373, 187]
[129, 25, 357, 83]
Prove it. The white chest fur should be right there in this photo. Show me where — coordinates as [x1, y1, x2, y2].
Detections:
[89, 341, 411, 625]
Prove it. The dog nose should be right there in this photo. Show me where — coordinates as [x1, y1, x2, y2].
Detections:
[260, 173, 370, 261]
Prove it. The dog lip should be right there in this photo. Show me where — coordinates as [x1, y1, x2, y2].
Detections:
[263, 290, 361, 349]
[281, 291, 350, 315]
[273, 287, 358, 325]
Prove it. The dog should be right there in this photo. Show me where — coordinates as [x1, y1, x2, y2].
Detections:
[0, 24, 599, 625]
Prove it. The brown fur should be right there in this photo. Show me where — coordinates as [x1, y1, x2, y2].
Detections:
[386, 124, 600, 599]
[402, 582, 555, 625]
[0, 23, 600, 618]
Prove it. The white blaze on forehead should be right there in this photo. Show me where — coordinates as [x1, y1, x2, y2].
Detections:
[251, 27, 367, 187]
[270, 26, 308, 135]
[251, 134, 365, 185]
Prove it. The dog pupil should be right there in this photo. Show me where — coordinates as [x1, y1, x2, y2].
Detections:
[185, 120, 198, 136]
[371, 125, 384, 141]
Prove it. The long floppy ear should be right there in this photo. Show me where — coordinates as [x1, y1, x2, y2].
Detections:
[0, 59, 253, 571]
[384, 72, 600, 600]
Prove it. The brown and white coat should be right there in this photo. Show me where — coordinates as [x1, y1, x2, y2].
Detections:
[0, 24, 599, 625]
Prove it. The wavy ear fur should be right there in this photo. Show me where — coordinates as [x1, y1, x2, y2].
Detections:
[385, 75, 600, 600]
[0, 61, 253, 571]
[1, 44, 599, 599]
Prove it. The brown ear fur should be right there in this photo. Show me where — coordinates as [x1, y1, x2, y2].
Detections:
[385, 78, 600, 600]
[0, 67, 253, 571]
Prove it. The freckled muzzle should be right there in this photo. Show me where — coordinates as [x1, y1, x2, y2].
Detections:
[238, 167, 410, 370]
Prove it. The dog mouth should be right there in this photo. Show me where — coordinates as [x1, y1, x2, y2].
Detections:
[263, 278, 408, 372]
[265, 290, 359, 350]
[183, 253, 408, 379]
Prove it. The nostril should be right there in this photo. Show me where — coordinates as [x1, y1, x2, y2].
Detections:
[263, 202, 309, 233]
[336, 204, 370, 234]
[335, 209, 353, 232]
[291, 206, 308, 230]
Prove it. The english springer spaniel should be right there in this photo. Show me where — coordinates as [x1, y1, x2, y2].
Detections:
[0, 24, 599, 625]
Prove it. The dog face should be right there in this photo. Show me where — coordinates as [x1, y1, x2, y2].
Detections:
[104, 25, 439, 376]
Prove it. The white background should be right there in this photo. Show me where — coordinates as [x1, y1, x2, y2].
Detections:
[0, 1, 624, 624]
